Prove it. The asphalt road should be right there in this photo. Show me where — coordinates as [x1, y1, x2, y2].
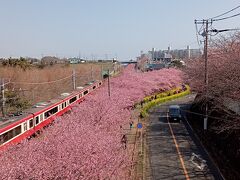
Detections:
[147, 94, 222, 180]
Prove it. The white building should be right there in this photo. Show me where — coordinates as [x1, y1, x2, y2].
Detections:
[142, 46, 202, 64]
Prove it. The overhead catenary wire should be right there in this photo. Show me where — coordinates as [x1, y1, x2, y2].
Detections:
[10, 74, 73, 85]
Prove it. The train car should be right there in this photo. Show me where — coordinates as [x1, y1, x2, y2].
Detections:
[0, 80, 103, 150]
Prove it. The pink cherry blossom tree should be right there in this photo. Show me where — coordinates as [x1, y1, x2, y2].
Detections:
[0, 65, 183, 179]
[184, 33, 240, 115]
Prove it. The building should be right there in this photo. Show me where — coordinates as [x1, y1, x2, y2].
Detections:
[147, 46, 202, 63]
[136, 46, 202, 71]
[148, 47, 172, 64]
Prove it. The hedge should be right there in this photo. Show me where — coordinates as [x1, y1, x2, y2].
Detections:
[140, 85, 190, 118]
[142, 87, 182, 103]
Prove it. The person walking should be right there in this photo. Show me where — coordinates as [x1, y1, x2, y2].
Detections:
[129, 121, 133, 129]
[121, 134, 127, 149]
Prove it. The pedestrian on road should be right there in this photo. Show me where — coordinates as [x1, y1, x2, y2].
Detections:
[182, 84, 186, 91]
[129, 121, 133, 129]
[121, 134, 127, 149]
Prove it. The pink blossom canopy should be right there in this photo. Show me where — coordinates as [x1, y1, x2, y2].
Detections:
[0, 65, 183, 179]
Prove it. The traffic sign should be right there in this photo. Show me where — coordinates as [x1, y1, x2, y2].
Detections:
[137, 123, 143, 129]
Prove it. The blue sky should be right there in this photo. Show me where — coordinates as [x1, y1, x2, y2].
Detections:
[0, 0, 240, 60]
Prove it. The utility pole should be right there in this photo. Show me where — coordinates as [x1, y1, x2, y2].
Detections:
[108, 69, 110, 97]
[195, 19, 211, 130]
[72, 69, 76, 90]
[32, 89, 35, 103]
[78, 51, 81, 59]
[204, 20, 209, 131]
[1, 78, 6, 118]
[91, 65, 93, 81]
[101, 64, 103, 79]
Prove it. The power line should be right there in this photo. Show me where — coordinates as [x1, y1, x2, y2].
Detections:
[154, 104, 237, 121]
[198, 23, 205, 35]
[209, 5, 240, 20]
[212, 12, 240, 22]
[209, 28, 240, 33]
[180, 109, 237, 122]
[195, 23, 202, 48]
[194, 6, 240, 130]
[11, 74, 73, 85]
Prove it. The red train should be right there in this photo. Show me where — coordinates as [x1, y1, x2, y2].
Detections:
[0, 80, 102, 150]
